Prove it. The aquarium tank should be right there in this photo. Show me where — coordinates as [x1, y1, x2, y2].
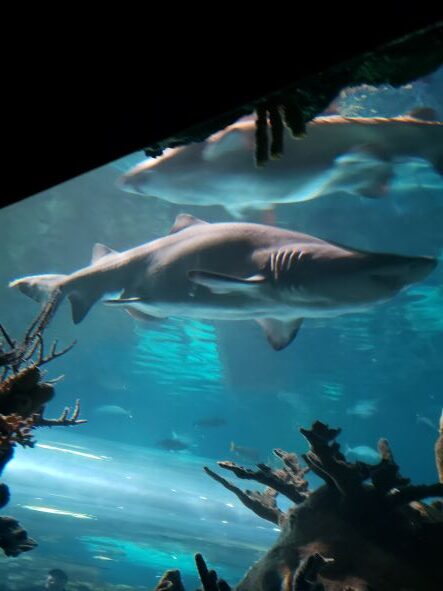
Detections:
[1, 47, 443, 591]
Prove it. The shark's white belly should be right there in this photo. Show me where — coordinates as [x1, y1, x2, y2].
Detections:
[122, 297, 375, 322]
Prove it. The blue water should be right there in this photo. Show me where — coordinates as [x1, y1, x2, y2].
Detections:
[1, 68, 443, 590]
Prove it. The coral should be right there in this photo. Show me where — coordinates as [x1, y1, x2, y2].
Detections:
[0, 300, 86, 558]
[0, 297, 79, 422]
[0, 413, 35, 472]
[0, 291, 62, 370]
[0, 515, 37, 557]
[156, 418, 443, 591]
[153, 554, 231, 591]
[34, 398, 86, 428]
[290, 553, 333, 591]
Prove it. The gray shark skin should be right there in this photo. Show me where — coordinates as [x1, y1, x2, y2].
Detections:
[9, 214, 437, 350]
[118, 111, 443, 217]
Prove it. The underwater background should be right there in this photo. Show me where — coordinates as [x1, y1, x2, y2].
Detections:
[1, 67, 443, 590]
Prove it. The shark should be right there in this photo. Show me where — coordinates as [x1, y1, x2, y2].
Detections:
[9, 214, 437, 350]
[118, 109, 443, 217]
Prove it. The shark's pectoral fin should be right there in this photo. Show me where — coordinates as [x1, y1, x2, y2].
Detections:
[327, 147, 394, 199]
[169, 214, 209, 234]
[188, 271, 266, 294]
[69, 290, 103, 324]
[256, 318, 303, 350]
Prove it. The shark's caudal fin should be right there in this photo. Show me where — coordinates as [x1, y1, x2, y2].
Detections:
[9, 274, 67, 302]
[256, 318, 303, 350]
[9, 273, 101, 324]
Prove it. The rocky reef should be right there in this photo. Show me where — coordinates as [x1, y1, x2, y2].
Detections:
[0, 296, 86, 557]
[155, 418, 443, 591]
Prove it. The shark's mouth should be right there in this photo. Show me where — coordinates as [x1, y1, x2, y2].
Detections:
[371, 274, 403, 291]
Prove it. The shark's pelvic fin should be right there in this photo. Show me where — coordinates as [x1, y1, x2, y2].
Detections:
[256, 318, 303, 350]
[188, 271, 266, 294]
[91, 243, 117, 264]
[169, 213, 209, 235]
[125, 307, 161, 323]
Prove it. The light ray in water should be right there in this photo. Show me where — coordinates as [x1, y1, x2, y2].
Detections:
[133, 319, 224, 396]
[36, 443, 110, 461]
[20, 505, 96, 520]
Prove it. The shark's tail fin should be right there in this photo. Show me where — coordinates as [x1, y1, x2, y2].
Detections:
[9, 274, 67, 303]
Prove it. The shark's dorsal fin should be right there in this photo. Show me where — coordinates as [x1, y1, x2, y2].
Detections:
[407, 107, 438, 121]
[203, 128, 249, 161]
[169, 214, 209, 235]
[188, 270, 266, 294]
[91, 243, 117, 264]
[256, 318, 303, 351]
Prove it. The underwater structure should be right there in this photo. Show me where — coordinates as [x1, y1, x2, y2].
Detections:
[155, 418, 443, 591]
[0, 297, 85, 557]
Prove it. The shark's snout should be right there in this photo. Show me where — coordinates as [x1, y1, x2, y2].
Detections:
[405, 256, 438, 281]
[371, 255, 437, 291]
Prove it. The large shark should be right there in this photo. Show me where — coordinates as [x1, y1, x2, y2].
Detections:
[118, 110, 443, 217]
[9, 214, 436, 350]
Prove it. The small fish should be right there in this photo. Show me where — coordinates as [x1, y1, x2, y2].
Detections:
[346, 399, 378, 419]
[345, 444, 380, 465]
[157, 437, 191, 452]
[193, 416, 227, 428]
[94, 405, 133, 419]
[230, 441, 261, 463]
[416, 413, 438, 432]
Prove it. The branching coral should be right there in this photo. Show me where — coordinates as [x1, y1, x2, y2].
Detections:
[153, 554, 231, 591]
[0, 296, 79, 422]
[0, 291, 62, 371]
[155, 419, 443, 591]
[0, 515, 37, 557]
[0, 413, 35, 471]
[0, 300, 86, 557]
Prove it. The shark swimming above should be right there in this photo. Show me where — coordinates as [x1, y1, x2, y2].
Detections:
[9, 214, 437, 350]
[118, 110, 443, 217]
